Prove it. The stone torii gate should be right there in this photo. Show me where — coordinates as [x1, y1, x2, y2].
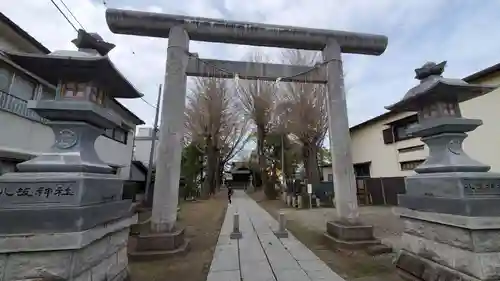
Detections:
[106, 9, 388, 252]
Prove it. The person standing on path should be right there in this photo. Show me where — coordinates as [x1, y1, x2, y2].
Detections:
[227, 186, 233, 204]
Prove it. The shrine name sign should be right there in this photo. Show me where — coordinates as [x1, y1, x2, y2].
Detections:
[0, 179, 123, 207]
[463, 178, 500, 196]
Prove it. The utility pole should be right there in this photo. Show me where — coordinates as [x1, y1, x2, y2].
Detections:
[281, 133, 285, 181]
[144, 84, 162, 207]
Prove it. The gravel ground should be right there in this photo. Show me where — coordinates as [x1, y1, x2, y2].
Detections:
[279, 205, 405, 250]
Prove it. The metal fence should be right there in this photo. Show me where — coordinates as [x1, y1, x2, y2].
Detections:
[358, 177, 406, 205]
[311, 177, 406, 206]
[0, 90, 47, 123]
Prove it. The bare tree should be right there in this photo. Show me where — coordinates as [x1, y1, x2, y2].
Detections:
[236, 53, 278, 199]
[216, 110, 253, 189]
[185, 77, 233, 198]
[278, 49, 329, 184]
[219, 115, 252, 165]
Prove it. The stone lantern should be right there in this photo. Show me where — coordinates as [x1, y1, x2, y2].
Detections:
[0, 30, 138, 281]
[386, 61, 500, 281]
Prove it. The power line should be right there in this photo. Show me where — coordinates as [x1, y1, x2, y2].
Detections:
[141, 97, 157, 109]
[49, 0, 78, 32]
[58, 0, 85, 30]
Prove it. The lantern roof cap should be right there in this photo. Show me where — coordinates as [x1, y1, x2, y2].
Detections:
[386, 61, 497, 112]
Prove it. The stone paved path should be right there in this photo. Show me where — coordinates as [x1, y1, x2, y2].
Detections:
[207, 190, 345, 281]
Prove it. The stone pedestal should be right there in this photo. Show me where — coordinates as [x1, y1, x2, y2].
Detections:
[286, 195, 292, 206]
[395, 171, 500, 280]
[128, 227, 189, 261]
[324, 221, 379, 249]
[0, 215, 137, 281]
[394, 208, 500, 281]
[0, 100, 136, 281]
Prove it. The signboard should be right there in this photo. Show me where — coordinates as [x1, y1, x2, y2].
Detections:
[463, 179, 500, 196]
[307, 184, 312, 194]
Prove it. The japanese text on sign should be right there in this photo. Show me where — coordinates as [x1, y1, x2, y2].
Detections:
[0, 184, 75, 198]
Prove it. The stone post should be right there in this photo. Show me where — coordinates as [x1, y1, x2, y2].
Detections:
[230, 212, 242, 239]
[274, 212, 288, 238]
[297, 194, 303, 208]
[151, 25, 190, 233]
[322, 40, 378, 249]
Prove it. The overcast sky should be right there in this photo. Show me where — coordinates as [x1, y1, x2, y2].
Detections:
[2, 0, 500, 129]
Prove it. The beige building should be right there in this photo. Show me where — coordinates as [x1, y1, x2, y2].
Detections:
[344, 63, 500, 179]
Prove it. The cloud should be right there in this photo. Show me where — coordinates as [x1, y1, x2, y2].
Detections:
[2, 0, 500, 133]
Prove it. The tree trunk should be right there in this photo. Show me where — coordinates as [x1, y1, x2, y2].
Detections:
[282, 135, 293, 180]
[303, 143, 321, 185]
[219, 160, 225, 189]
[212, 154, 222, 194]
[257, 125, 268, 190]
[202, 137, 217, 199]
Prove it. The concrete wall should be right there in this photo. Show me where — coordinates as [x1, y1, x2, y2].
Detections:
[460, 74, 500, 172]
[133, 136, 158, 166]
[321, 166, 333, 182]
[350, 72, 500, 177]
[350, 111, 426, 178]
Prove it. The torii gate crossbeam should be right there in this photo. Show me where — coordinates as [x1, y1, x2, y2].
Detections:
[106, 9, 387, 54]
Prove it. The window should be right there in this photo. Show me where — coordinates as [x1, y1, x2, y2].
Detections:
[114, 128, 126, 143]
[0, 68, 12, 93]
[398, 145, 425, 153]
[89, 86, 98, 103]
[400, 160, 425, 171]
[354, 162, 371, 178]
[394, 122, 418, 141]
[96, 89, 105, 105]
[10, 75, 34, 100]
[382, 128, 395, 144]
[105, 128, 114, 138]
[39, 86, 56, 100]
[103, 127, 128, 144]
[382, 114, 419, 144]
[62, 82, 87, 99]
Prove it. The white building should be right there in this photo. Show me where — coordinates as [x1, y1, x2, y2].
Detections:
[0, 12, 144, 179]
[133, 127, 159, 166]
